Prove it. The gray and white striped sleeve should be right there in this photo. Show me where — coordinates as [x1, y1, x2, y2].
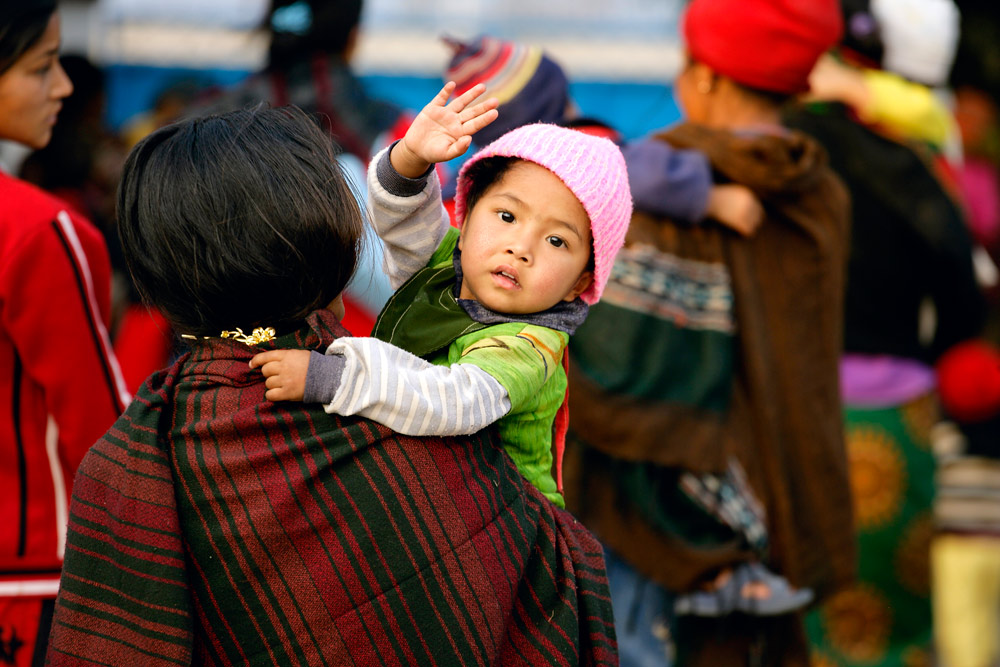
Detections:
[367, 144, 451, 289]
[320, 337, 511, 436]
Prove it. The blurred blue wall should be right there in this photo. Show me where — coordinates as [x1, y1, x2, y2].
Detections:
[105, 65, 683, 141]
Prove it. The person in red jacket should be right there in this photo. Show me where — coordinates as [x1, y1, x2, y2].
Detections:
[0, 2, 130, 663]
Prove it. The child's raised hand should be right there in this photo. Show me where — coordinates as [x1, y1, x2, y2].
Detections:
[249, 349, 311, 402]
[705, 184, 765, 237]
[391, 81, 499, 178]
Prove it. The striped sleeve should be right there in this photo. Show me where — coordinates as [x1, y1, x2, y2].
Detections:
[322, 337, 511, 436]
[367, 145, 451, 289]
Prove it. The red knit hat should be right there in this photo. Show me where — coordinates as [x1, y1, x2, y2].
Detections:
[682, 0, 843, 94]
[937, 340, 1000, 423]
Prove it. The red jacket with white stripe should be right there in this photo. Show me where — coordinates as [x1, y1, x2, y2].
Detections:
[0, 172, 129, 598]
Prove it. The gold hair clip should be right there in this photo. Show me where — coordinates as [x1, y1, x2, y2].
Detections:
[181, 326, 277, 346]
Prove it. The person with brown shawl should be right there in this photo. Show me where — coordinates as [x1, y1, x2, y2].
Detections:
[563, 0, 854, 664]
[44, 106, 617, 666]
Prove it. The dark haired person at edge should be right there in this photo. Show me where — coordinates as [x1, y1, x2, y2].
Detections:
[0, 3, 130, 665]
[194, 0, 411, 337]
[44, 106, 617, 666]
[562, 0, 855, 664]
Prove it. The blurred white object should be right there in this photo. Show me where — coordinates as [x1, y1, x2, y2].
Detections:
[0, 142, 31, 176]
[871, 0, 960, 87]
[973, 245, 1000, 289]
[100, 0, 269, 28]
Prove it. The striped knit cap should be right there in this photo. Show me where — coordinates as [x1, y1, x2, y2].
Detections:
[454, 123, 633, 305]
[443, 35, 570, 147]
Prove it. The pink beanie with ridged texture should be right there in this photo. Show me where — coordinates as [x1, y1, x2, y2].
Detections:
[453, 123, 633, 305]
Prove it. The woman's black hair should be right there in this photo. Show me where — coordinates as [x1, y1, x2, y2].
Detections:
[266, 0, 363, 69]
[117, 105, 365, 336]
[0, 2, 57, 75]
[733, 82, 794, 108]
[839, 0, 884, 69]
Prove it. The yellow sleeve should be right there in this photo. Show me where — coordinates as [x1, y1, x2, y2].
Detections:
[860, 69, 955, 150]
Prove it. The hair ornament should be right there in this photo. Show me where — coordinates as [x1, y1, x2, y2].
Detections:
[181, 327, 277, 346]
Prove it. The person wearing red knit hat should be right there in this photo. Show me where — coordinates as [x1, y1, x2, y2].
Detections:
[683, 0, 843, 96]
[561, 0, 853, 664]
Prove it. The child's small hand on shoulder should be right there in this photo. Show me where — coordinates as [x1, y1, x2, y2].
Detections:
[249, 349, 311, 402]
[706, 184, 764, 237]
[391, 81, 499, 178]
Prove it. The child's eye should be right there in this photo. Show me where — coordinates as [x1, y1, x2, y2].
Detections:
[497, 211, 515, 223]
[547, 236, 566, 248]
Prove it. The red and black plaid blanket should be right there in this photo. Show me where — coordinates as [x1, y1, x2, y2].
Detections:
[46, 310, 616, 666]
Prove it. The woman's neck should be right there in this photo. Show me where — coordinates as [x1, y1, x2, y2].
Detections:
[701, 82, 783, 131]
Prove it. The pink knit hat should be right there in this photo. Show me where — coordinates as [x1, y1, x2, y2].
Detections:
[453, 123, 633, 305]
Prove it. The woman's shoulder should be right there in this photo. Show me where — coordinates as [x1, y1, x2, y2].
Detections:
[0, 171, 89, 227]
[1, 171, 62, 211]
[0, 172, 102, 250]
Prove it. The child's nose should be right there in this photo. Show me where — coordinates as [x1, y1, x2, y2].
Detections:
[505, 242, 531, 263]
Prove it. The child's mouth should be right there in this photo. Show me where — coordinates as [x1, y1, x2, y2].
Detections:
[492, 268, 521, 289]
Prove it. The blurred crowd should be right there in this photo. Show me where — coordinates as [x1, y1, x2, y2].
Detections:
[3, 0, 1000, 665]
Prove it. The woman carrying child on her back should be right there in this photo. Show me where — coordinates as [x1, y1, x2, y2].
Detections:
[252, 81, 633, 506]
[47, 101, 619, 664]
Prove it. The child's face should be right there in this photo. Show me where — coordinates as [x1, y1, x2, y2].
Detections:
[458, 161, 593, 314]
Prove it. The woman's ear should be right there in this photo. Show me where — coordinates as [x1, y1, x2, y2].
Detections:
[694, 63, 717, 95]
[563, 271, 593, 302]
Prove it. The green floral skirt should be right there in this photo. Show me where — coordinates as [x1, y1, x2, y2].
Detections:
[807, 393, 938, 667]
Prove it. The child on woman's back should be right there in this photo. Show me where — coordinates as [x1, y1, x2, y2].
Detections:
[251, 82, 632, 506]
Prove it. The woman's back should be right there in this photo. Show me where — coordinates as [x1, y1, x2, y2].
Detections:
[48, 310, 617, 666]
[785, 103, 984, 362]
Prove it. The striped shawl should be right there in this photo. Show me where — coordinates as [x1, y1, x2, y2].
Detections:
[46, 309, 616, 666]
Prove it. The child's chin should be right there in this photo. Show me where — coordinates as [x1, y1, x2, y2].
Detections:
[481, 298, 553, 317]
[479, 297, 524, 315]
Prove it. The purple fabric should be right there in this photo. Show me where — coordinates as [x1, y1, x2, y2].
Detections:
[840, 353, 936, 407]
[622, 138, 712, 224]
[303, 349, 346, 404]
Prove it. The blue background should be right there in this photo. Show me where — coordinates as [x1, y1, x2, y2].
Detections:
[104, 65, 684, 141]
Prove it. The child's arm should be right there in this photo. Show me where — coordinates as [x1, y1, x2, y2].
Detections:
[370, 82, 498, 288]
[705, 185, 764, 237]
[249, 324, 559, 437]
[807, 54, 955, 151]
[623, 138, 763, 236]
[250, 339, 512, 436]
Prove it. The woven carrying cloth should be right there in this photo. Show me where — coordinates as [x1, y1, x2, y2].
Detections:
[46, 309, 617, 666]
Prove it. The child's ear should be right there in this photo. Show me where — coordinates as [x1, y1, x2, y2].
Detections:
[563, 271, 593, 302]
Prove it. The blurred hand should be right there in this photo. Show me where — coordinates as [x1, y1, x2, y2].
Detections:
[706, 184, 764, 237]
[804, 54, 870, 110]
[249, 349, 311, 402]
[391, 81, 499, 178]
